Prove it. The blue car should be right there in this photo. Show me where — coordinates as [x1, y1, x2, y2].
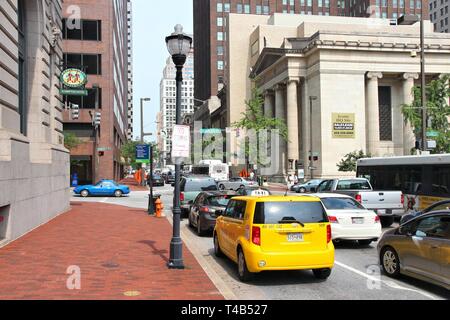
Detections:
[73, 180, 130, 198]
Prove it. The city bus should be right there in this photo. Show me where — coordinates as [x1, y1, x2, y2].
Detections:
[357, 154, 450, 213]
[191, 160, 229, 181]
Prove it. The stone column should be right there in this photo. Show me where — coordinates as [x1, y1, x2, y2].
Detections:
[402, 73, 419, 155]
[366, 72, 383, 156]
[264, 90, 274, 118]
[275, 83, 287, 176]
[287, 79, 300, 174]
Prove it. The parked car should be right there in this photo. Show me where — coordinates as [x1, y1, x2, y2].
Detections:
[151, 175, 165, 187]
[213, 195, 334, 282]
[188, 191, 237, 236]
[180, 176, 218, 217]
[377, 211, 450, 290]
[218, 177, 257, 191]
[400, 200, 450, 225]
[315, 178, 404, 228]
[236, 186, 272, 197]
[291, 179, 324, 193]
[311, 193, 382, 246]
[165, 173, 175, 184]
[73, 180, 130, 198]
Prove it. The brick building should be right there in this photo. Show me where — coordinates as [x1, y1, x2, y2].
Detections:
[0, 0, 69, 246]
[193, 0, 429, 103]
[62, 0, 131, 184]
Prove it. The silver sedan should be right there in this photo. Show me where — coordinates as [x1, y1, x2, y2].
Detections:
[217, 177, 257, 191]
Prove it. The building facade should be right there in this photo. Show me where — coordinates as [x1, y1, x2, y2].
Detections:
[62, 0, 131, 184]
[430, 0, 449, 32]
[127, 0, 134, 140]
[226, 13, 450, 179]
[0, 0, 70, 246]
[193, 0, 429, 104]
[158, 50, 194, 166]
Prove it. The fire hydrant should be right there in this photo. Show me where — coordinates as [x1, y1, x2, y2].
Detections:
[155, 198, 164, 218]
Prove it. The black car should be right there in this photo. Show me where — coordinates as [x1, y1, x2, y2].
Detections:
[188, 191, 237, 236]
[165, 173, 175, 184]
[151, 175, 165, 187]
[400, 200, 450, 225]
[235, 185, 272, 196]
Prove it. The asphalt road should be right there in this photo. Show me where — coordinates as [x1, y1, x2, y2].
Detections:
[71, 185, 450, 300]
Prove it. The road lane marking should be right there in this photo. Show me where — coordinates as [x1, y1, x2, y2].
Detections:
[334, 261, 439, 300]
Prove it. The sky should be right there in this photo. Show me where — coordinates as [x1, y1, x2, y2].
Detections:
[131, 0, 193, 143]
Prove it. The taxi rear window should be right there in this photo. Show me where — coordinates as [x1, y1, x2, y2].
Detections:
[253, 202, 328, 224]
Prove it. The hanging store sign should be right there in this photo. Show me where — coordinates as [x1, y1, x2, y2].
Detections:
[332, 113, 355, 139]
[60, 68, 88, 88]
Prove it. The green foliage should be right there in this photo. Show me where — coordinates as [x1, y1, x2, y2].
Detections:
[64, 132, 82, 150]
[402, 74, 450, 153]
[232, 87, 288, 166]
[337, 150, 372, 172]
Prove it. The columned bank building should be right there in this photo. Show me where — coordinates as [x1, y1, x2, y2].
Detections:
[226, 14, 450, 179]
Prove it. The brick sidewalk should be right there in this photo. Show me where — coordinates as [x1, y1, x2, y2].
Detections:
[0, 202, 223, 300]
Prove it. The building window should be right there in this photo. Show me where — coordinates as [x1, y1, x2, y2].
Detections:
[63, 53, 102, 75]
[217, 61, 224, 70]
[256, 5, 262, 14]
[217, 3, 223, 12]
[217, 32, 223, 41]
[379, 87, 393, 141]
[217, 17, 223, 26]
[244, 4, 251, 13]
[237, 3, 243, 13]
[18, 0, 27, 135]
[217, 45, 224, 55]
[263, 5, 270, 14]
[224, 3, 231, 12]
[393, 0, 398, 7]
[62, 19, 102, 41]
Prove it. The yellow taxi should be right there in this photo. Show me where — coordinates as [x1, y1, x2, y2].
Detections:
[213, 195, 335, 282]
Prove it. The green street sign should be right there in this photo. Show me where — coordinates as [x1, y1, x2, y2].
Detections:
[60, 89, 88, 96]
[427, 131, 439, 138]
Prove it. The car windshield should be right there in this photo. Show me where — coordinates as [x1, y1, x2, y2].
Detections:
[95, 181, 117, 186]
[182, 180, 218, 192]
[207, 196, 231, 207]
[321, 198, 365, 210]
[253, 201, 328, 224]
[336, 180, 371, 190]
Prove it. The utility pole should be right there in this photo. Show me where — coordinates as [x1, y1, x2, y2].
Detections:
[140, 97, 152, 186]
[92, 84, 100, 184]
[420, 5, 427, 152]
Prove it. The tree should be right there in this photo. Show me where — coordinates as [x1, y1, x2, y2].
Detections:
[64, 132, 82, 150]
[232, 87, 288, 167]
[402, 74, 450, 154]
[337, 150, 372, 172]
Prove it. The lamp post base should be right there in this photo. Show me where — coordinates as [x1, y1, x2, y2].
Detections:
[167, 236, 185, 269]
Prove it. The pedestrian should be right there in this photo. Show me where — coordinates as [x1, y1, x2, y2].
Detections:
[250, 171, 255, 181]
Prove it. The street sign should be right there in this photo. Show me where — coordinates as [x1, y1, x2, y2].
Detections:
[200, 128, 222, 134]
[172, 125, 191, 159]
[427, 131, 439, 138]
[60, 89, 88, 96]
[427, 140, 437, 149]
[136, 145, 150, 164]
[97, 147, 112, 152]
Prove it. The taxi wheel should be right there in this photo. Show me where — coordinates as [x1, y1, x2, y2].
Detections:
[313, 268, 332, 280]
[80, 190, 89, 198]
[213, 233, 224, 258]
[381, 247, 401, 278]
[237, 249, 253, 282]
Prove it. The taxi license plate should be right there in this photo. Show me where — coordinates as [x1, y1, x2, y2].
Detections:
[287, 233, 304, 242]
[352, 218, 364, 224]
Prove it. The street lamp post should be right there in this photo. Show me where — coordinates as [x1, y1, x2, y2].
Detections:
[140, 98, 151, 186]
[91, 83, 100, 184]
[309, 96, 317, 180]
[166, 24, 192, 270]
[420, 7, 427, 152]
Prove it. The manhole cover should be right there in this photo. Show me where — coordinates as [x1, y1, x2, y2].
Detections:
[124, 291, 141, 297]
[102, 262, 120, 269]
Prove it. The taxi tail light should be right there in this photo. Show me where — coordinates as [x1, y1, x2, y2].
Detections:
[374, 216, 381, 224]
[355, 194, 362, 203]
[180, 192, 185, 202]
[252, 226, 261, 246]
[327, 225, 332, 243]
[328, 216, 339, 224]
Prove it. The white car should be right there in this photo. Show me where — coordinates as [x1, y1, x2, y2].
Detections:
[311, 193, 382, 246]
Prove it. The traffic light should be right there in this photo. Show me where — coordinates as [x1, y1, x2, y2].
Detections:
[98, 151, 105, 157]
[93, 112, 101, 127]
[71, 104, 79, 120]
